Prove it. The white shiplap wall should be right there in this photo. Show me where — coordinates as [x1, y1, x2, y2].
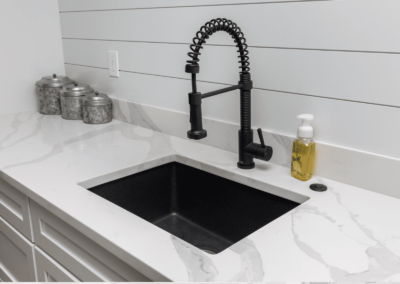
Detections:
[59, 0, 400, 160]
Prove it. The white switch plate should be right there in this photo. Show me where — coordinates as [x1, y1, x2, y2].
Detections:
[108, 51, 119, 77]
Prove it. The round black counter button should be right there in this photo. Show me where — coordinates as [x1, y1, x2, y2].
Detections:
[310, 183, 327, 192]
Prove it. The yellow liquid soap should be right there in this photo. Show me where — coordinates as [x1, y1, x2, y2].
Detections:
[291, 138, 315, 181]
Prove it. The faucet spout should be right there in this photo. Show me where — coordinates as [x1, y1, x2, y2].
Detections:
[185, 18, 273, 169]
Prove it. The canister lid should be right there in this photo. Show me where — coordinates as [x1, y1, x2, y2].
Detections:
[62, 82, 94, 97]
[36, 74, 73, 88]
[82, 91, 112, 106]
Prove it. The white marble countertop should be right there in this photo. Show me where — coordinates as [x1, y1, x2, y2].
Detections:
[1, 111, 400, 282]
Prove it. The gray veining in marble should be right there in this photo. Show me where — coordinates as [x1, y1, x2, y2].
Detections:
[2, 122, 122, 170]
[292, 188, 400, 281]
[171, 235, 218, 282]
[113, 98, 161, 132]
[229, 238, 264, 282]
[0, 112, 42, 152]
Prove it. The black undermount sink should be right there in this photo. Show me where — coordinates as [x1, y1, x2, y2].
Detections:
[88, 162, 300, 254]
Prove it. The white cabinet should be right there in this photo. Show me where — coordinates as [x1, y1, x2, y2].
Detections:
[30, 200, 151, 282]
[35, 247, 80, 282]
[0, 178, 33, 242]
[0, 216, 37, 282]
[0, 179, 152, 282]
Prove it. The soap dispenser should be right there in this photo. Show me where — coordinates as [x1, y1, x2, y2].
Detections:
[291, 114, 315, 181]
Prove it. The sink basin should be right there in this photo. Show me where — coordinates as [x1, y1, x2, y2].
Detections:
[88, 162, 300, 254]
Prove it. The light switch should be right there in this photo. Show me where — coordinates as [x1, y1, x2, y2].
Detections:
[108, 51, 119, 77]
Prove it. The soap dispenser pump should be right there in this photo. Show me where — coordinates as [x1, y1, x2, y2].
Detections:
[291, 114, 316, 181]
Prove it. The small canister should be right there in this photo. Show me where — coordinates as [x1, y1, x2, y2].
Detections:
[61, 82, 94, 120]
[82, 91, 112, 124]
[35, 74, 73, 115]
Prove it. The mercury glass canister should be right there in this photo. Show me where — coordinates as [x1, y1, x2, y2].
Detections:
[61, 82, 94, 120]
[82, 91, 113, 124]
[35, 74, 73, 115]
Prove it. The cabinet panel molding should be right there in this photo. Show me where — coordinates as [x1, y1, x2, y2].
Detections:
[35, 247, 80, 282]
[0, 265, 15, 282]
[0, 178, 33, 241]
[30, 200, 150, 282]
[0, 217, 37, 282]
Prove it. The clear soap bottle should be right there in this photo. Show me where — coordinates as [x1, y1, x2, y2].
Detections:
[291, 114, 315, 181]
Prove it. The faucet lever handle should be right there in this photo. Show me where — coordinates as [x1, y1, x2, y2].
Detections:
[257, 128, 266, 148]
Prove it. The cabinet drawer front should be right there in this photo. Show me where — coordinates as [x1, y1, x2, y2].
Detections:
[0, 217, 37, 282]
[35, 247, 80, 282]
[30, 200, 150, 282]
[0, 264, 13, 282]
[0, 178, 33, 241]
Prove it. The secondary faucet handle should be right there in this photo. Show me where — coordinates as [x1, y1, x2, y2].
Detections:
[257, 128, 265, 148]
[254, 128, 272, 161]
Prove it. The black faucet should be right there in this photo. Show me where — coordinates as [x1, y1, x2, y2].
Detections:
[185, 18, 273, 169]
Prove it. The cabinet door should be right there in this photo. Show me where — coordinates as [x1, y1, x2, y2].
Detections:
[35, 247, 80, 282]
[0, 217, 37, 282]
[30, 199, 151, 282]
[0, 178, 33, 241]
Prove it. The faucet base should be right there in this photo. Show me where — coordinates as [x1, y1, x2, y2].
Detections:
[187, 129, 207, 140]
[237, 162, 255, 169]
[238, 130, 255, 169]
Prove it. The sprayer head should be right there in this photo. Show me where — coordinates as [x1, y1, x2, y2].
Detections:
[297, 114, 314, 138]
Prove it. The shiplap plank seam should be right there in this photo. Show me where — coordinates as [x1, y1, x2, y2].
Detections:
[64, 63, 400, 158]
[62, 38, 400, 55]
[64, 63, 400, 109]
[59, 0, 336, 13]
[62, 38, 400, 106]
[60, 1, 400, 53]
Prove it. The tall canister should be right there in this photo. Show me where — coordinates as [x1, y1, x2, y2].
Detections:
[61, 82, 94, 120]
[35, 74, 73, 115]
[82, 91, 113, 124]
